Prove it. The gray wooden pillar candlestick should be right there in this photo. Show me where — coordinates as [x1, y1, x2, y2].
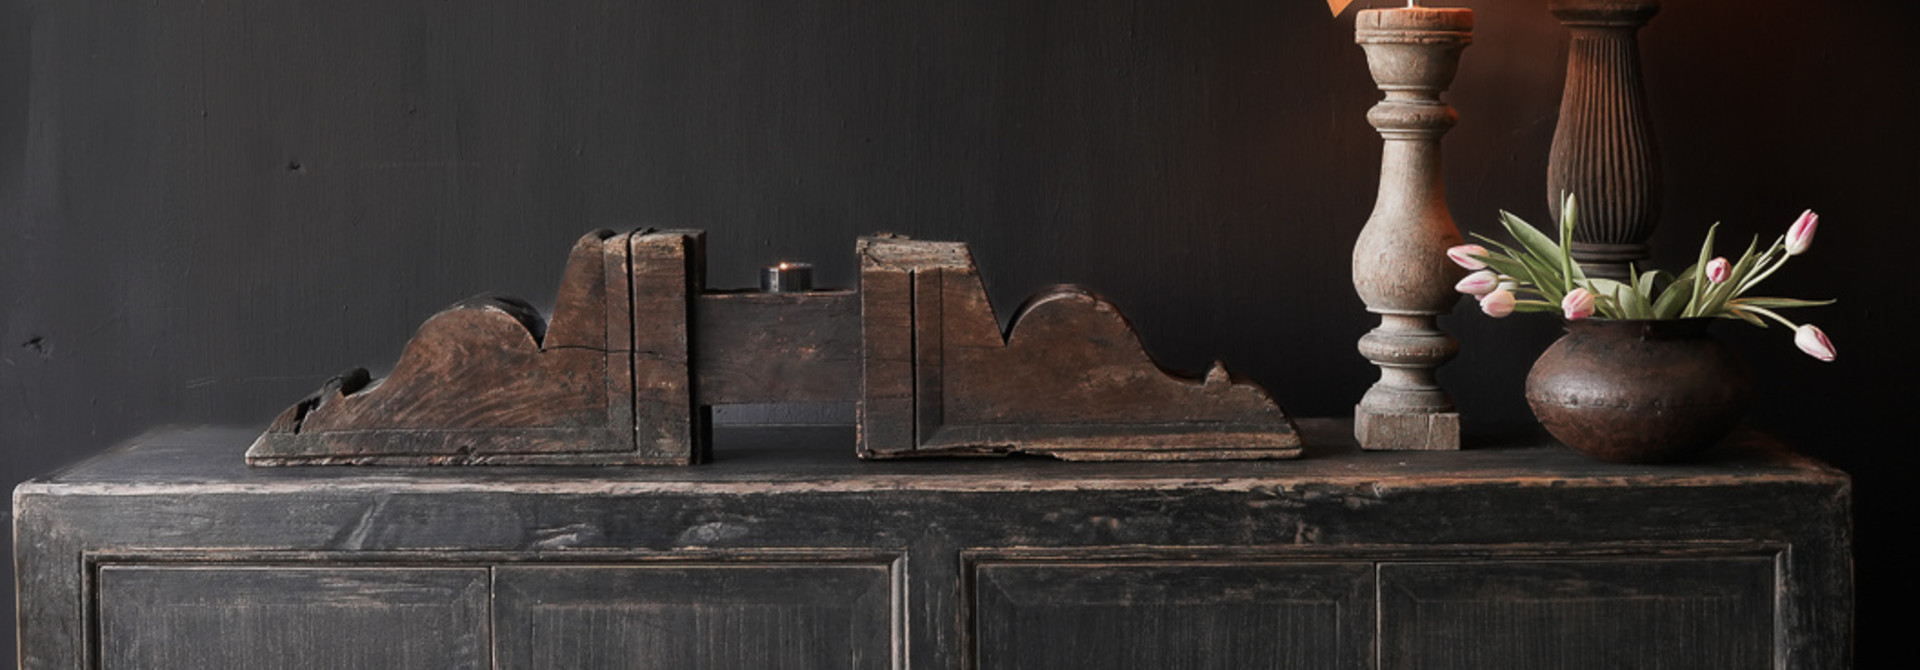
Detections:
[1547, 0, 1660, 281]
[1352, 7, 1470, 451]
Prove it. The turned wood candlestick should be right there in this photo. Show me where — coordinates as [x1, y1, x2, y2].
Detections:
[1548, 0, 1661, 280]
[1352, 7, 1470, 451]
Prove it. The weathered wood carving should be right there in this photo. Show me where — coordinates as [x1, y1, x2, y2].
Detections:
[248, 231, 1299, 465]
[855, 237, 1296, 460]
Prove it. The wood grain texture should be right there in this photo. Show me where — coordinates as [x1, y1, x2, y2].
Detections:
[856, 236, 923, 454]
[495, 563, 897, 669]
[1547, 0, 1662, 278]
[693, 291, 861, 406]
[857, 236, 1301, 460]
[629, 230, 707, 463]
[251, 230, 1292, 464]
[13, 422, 1853, 670]
[1350, 11, 1470, 451]
[98, 566, 489, 670]
[972, 561, 1375, 669]
[245, 230, 716, 465]
[247, 231, 645, 464]
[1380, 558, 1775, 670]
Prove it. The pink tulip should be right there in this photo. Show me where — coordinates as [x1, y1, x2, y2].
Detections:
[1794, 324, 1835, 362]
[1705, 257, 1731, 284]
[1455, 270, 1500, 296]
[1446, 244, 1490, 270]
[1480, 289, 1516, 318]
[1786, 209, 1818, 256]
[1561, 288, 1595, 320]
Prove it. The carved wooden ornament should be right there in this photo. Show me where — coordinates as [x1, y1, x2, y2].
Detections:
[248, 231, 1300, 465]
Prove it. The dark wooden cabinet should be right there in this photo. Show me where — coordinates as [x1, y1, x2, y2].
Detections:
[1377, 558, 1780, 670]
[971, 561, 1375, 669]
[97, 566, 491, 669]
[493, 563, 898, 669]
[14, 421, 1851, 669]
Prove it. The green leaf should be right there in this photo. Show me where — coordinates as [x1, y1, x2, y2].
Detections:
[1728, 297, 1836, 309]
[1695, 277, 1736, 317]
[1732, 303, 1800, 329]
[1723, 308, 1767, 328]
[1473, 232, 1565, 303]
[1589, 294, 1624, 319]
[1651, 277, 1695, 319]
[1582, 277, 1624, 293]
[1694, 238, 1761, 318]
[1687, 223, 1719, 317]
[1674, 262, 1700, 283]
[1469, 234, 1537, 269]
[1636, 270, 1661, 300]
[1465, 246, 1532, 280]
[1499, 211, 1568, 275]
[1735, 238, 1792, 296]
[1607, 285, 1630, 319]
[1559, 198, 1588, 286]
[1717, 236, 1763, 302]
[1617, 282, 1653, 319]
[1515, 256, 1568, 303]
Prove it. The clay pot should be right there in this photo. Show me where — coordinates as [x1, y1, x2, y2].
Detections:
[1525, 318, 1753, 464]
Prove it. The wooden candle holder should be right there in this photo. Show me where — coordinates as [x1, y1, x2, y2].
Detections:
[1548, 0, 1662, 280]
[1350, 7, 1471, 451]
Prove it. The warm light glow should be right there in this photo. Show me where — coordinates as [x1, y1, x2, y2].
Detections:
[1330, 0, 1445, 17]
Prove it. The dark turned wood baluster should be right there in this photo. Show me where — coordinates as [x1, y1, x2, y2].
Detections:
[1548, 0, 1662, 280]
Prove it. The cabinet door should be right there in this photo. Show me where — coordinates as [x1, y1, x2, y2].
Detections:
[494, 563, 897, 670]
[1379, 557, 1776, 670]
[971, 561, 1375, 670]
[97, 565, 490, 670]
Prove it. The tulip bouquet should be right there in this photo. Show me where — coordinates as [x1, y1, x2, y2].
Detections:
[1449, 194, 1837, 361]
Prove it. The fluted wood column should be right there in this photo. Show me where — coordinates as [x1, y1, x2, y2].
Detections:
[1548, 0, 1661, 280]
[1351, 8, 1470, 451]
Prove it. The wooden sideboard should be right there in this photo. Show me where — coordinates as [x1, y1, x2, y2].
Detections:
[13, 420, 1851, 669]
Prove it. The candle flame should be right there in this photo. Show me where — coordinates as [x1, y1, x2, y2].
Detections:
[1330, 0, 1430, 17]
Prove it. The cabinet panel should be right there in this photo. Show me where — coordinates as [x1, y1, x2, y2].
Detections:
[494, 563, 897, 670]
[970, 561, 1374, 670]
[97, 565, 489, 670]
[1379, 557, 1776, 670]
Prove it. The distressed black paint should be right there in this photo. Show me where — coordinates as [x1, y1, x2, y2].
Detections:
[16, 423, 1850, 669]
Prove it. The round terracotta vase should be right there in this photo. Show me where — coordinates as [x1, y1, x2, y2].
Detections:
[1525, 318, 1753, 464]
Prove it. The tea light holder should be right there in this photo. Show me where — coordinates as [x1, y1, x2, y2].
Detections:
[760, 262, 814, 293]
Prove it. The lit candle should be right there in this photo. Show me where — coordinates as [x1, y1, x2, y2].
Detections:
[1329, 0, 1436, 17]
[760, 262, 814, 293]
[1358, 3, 1472, 43]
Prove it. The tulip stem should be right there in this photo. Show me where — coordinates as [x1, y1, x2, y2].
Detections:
[1736, 239, 1790, 296]
[1737, 304, 1800, 330]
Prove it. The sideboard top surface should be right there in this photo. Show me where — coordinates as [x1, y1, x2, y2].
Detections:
[20, 419, 1848, 497]
[14, 419, 1855, 670]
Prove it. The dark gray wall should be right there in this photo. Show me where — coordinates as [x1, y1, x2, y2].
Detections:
[3, 0, 1911, 663]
